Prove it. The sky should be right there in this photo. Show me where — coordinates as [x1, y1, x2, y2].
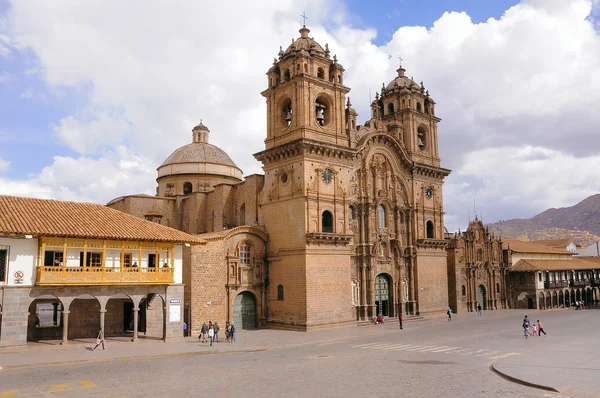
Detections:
[1, 0, 600, 232]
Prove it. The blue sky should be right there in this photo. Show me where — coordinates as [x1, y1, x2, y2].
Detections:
[1, 0, 600, 231]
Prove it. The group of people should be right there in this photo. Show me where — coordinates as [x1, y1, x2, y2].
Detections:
[199, 321, 236, 345]
[521, 315, 547, 338]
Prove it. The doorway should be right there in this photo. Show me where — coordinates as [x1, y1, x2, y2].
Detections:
[477, 285, 487, 310]
[375, 274, 392, 317]
[234, 292, 256, 329]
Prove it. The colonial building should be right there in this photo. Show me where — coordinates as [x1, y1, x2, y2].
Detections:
[446, 219, 509, 313]
[504, 239, 600, 309]
[108, 24, 452, 332]
[0, 195, 201, 346]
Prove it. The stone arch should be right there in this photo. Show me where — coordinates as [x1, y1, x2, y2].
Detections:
[138, 292, 166, 339]
[576, 289, 581, 302]
[27, 295, 64, 342]
[545, 291, 551, 309]
[315, 93, 333, 127]
[105, 293, 137, 338]
[539, 292, 545, 310]
[552, 291, 558, 308]
[570, 289, 576, 306]
[183, 181, 192, 195]
[426, 220, 434, 239]
[559, 290, 564, 307]
[358, 132, 413, 176]
[68, 294, 102, 340]
[322, 210, 333, 233]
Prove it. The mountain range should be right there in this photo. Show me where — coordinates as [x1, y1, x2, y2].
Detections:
[486, 194, 600, 247]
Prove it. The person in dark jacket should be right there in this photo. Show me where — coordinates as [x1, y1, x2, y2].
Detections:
[213, 322, 220, 343]
[199, 322, 209, 343]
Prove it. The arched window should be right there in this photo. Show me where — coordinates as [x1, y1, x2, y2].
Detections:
[317, 67, 324, 79]
[284, 69, 291, 81]
[417, 127, 426, 150]
[416, 102, 422, 112]
[277, 285, 284, 300]
[337, 75, 342, 84]
[462, 285, 466, 296]
[183, 182, 193, 195]
[378, 205, 386, 228]
[426, 220, 434, 238]
[239, 244, 250, 265]
[322, 211, 333, 233]
[388, 103, 394, 114]
[496, 283, 500, 293]
[349, 206, 355, 220]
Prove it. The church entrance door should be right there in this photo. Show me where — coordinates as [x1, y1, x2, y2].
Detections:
[234, 292, 256, 330]
[375, 274, 392, 317]
[477, 285, 487, 310]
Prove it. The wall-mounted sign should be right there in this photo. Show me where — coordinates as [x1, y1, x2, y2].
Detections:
[169, 298, 181, 304]
[14, 270, 24, 284]
[169, 305, 180, 322]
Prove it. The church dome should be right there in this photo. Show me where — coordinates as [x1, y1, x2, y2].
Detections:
[157, 122, 242, 180]
[160, 142, 238, 168]
[283, 26, 327, 57]
[385, 67, 419, 91]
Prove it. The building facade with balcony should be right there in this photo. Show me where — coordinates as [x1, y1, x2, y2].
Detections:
[0, 195, 202, 347]
[504, 239, 600, 310]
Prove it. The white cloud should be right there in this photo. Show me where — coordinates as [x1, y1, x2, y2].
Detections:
[0, 158, 10, 172]
[2, 0, 600, 232]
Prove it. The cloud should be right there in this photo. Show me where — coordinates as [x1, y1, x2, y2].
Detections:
[2, 0, 600, 233]
[0, 158, 10, 172]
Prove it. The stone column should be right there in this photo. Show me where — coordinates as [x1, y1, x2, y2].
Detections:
[99, 309, 106, 332]
[132, 308, 139, 342]
[61, 311, 70, 345]
[360, 265, 367, 320]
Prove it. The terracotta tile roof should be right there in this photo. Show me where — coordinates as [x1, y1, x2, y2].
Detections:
[502, 239, 572, 255]
[0, 195, 203, 244]
[512, 258, 600, 272]
[530, 238, 574, 248]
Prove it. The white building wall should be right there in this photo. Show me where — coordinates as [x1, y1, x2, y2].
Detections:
[0, 236, 38, 286]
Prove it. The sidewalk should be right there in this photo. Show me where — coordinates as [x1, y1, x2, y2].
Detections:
[492, 339, 600, 398]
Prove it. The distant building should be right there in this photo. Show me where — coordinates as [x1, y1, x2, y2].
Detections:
[0, 195, 200, 347]
[504, 239, 599, 309]
[446, 219, 509, 313]
[531, 238, 577, 253]
[577, 241, 600, 257]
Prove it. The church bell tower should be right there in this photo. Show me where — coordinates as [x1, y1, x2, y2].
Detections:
[254, 24, 356, 330]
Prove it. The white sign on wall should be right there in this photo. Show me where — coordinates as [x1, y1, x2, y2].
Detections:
[169, 305, 180, 323]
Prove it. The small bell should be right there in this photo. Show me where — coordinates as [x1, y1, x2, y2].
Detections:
[285, 108, 292, 123]
[417, 134, 425, 148]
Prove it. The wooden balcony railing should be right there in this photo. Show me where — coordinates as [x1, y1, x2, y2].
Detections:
[36, 266, 174, 286]
[544, 281, 570, 288]
[569, 279, 588, 287]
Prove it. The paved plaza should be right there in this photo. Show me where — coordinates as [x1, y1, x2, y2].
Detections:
[0, 309, 598, 397]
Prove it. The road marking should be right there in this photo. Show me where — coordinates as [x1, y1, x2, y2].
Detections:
[372, 344, 403, 349]
[490, 352, 520, 360]
[389, 344, 415, 350]
[0, 380, 97, 397]
[478, 350, 501, 357]
[429, 346, 461, 353]
[446, 348, 472, 354]
[406, 345, 437, 352]
[416, 346, 449, 352]
[351, 342, 382, 348]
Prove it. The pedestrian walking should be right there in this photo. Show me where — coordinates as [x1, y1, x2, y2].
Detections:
[531, 323, 538, 336]
[214, 321, 220, 343]
[399, 314, 403, 330]
[537, 320, 547, 336]
[208, 324, 214, 346]
[447, 307, 452, 321]
[230, 322, 236, 343]
[477, 304, 482, 316]
[200, 321, 208, 343]
[183, 322, 188, 337]
[225, 321, 231, 342]
[92, 327, 106, 351]
[522, 315, 531, 338]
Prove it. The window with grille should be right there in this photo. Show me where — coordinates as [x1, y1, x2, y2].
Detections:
[0, 248, 7, 282]
[123, 253, 132, 267]
[44, 251, 64, 266]
[90, 253, 102, 267]
[240, 245, 250, 265]
[277, 284, 284, 300]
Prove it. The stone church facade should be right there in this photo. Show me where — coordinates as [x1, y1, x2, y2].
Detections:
[446, 219, 510, 313]
[108, 25, 452, 333]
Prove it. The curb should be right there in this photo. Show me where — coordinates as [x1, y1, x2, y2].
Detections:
[490, 362, 559, 393]
[0, 348, 267, 371]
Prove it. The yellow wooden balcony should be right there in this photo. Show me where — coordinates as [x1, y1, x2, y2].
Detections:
[35, 266, 175, 286]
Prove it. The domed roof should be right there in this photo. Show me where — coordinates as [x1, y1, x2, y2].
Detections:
[385, 67, 419, 91]
[160, 142, 238, 168]
[159, 121, 241, 172]
[283, 26, 327, 57]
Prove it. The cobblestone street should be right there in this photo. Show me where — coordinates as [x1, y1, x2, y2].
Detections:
[1, 309, 598, 397]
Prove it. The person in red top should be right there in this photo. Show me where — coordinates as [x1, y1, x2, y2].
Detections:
[537, 320, 547, 336]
